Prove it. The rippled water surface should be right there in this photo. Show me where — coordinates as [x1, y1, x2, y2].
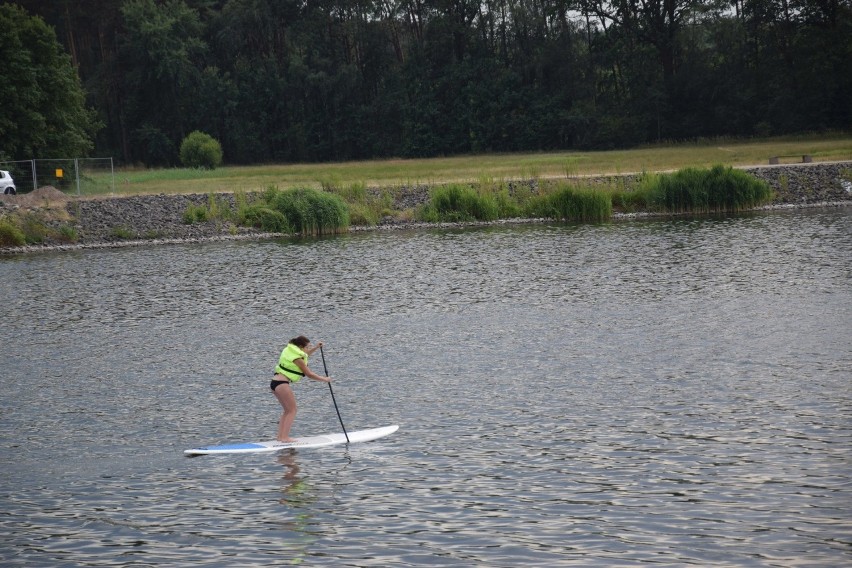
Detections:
[1, 209, 850, 566]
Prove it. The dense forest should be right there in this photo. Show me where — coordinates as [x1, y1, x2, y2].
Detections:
[3, 0, 851, 166]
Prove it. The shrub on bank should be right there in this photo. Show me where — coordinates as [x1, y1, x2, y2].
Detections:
[526, 184, 613, 222]
[179, 188, 349, 235]
[644, 165, 773, 213]
[328, 182, 395, 226]
[417, 184, 499, 222]
[240, 204, 290, 232]
[183, 203, 208, 224]
[266, 187, 349, 235]
[0, 219, 25, 246]
[56, 225, 78, 243]
[0, 209, 81, 247]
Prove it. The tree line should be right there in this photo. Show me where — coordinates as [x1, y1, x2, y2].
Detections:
[4, 0, 851, 166]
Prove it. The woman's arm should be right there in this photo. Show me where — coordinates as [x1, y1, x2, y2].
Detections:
[294, 358, 331, 383]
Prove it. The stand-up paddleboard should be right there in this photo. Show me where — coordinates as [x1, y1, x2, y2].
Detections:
[184, 424, 398, 456]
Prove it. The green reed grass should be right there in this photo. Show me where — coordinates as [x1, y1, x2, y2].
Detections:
[475, 175, 524, 218]
[182, 203, 208, 224]
[240, 204, 290, 232]
[179, 188, 349, 234]
[417, 184, 500, 222]
[492, 187, 522, 218]
[56, 225, 79, 243]
[610, 186, 649, 212]
[644, 165, 773, 213]
[0, 208, 82, 246]
[527, 184, 613, 222]
[325, 182, 395, 226]
[16, 213, 51, 244]
[267, 187, 349, 235]
[0, 219, 26, 246]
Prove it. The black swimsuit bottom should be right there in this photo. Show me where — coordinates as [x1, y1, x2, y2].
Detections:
[270, 379, 290, 391]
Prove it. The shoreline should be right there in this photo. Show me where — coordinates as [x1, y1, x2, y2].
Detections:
[1, 162, 850, 255]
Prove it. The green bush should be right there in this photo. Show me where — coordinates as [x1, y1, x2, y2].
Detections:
[418, 184, 499, 222]
[268, 187, 349, 235]
[0, 219, 26, 246]
[183, 203, 209, 224]
[241, 204, 290, 232]
[179, 131, 223, 170]
[261, 185, 281, 203]
[231, 186, 348, 234]
[182, 193, 240, 224]
[526, 184, 612, 222]
[347, 202, 381, 226]
[610, 188, 648, 212]
[493, 187, 522, 218]
[610, 174, 653, 212]
[646, 165, 773, 213]
[18, 214, 49, 244]
[56, 225, 78, 243]
[327, 182, 394, 226]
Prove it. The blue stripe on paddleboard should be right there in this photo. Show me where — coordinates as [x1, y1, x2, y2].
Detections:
[199, 443, 266, 450]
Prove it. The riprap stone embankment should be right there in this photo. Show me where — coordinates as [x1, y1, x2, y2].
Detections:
[1, 161, 849, 252]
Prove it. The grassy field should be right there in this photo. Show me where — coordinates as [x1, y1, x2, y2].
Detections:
[93, 134, 852, 196]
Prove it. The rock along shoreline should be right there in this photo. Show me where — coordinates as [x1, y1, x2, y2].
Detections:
[1, 162, 850, 255]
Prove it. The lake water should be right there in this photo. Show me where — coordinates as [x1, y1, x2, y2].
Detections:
[1, 209, 850, 566]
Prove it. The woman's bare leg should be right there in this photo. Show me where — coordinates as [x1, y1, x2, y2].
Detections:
[273, 383, 298, 442]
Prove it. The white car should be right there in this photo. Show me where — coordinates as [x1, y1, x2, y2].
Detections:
[0, 170, 15, 194]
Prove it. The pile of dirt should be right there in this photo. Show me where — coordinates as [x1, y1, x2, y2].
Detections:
[0, 186, 71, 208]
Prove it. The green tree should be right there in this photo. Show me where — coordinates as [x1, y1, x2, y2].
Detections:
[14, 0, 852, 163]
[0, 4, 99, 159]
[179, 130, 223, 169]
[118, 0, 207, 165]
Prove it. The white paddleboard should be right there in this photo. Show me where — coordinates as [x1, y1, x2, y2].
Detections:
[184, 424, 399, 456]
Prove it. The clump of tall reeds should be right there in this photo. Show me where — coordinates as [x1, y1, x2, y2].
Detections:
[327, 182, 395, 226]
[417, 183, 500, 222]
[264, 187, 349, 236]
[239, 204, 290, 232]
[182, 203, 209, 224]
[183, 193, 239, 225]
[0, 218, 26, 246]
[642, 165, 773, 213]
[526, 183, 613, 223]
[182, 187, 349, 235]
[480, 176, 523, 218]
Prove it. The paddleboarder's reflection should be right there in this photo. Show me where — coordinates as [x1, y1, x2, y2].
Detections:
[275, 451, 316, 563]
[278, 450, 311, 507]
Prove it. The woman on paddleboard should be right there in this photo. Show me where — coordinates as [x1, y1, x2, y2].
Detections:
[272, 336, 332, 442]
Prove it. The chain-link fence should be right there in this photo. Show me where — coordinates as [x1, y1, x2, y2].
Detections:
[0, 158, 115, 196]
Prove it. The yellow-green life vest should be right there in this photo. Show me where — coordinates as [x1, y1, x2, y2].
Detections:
[275, 343, 308, 383]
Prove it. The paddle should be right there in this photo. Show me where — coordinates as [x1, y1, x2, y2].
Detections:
[319, 345, 350, 443]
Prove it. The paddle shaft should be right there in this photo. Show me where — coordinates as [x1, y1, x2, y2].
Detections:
[320, 345, 349, 443]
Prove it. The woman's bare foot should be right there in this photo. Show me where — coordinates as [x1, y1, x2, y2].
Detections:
[277, 437, 297, 443]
